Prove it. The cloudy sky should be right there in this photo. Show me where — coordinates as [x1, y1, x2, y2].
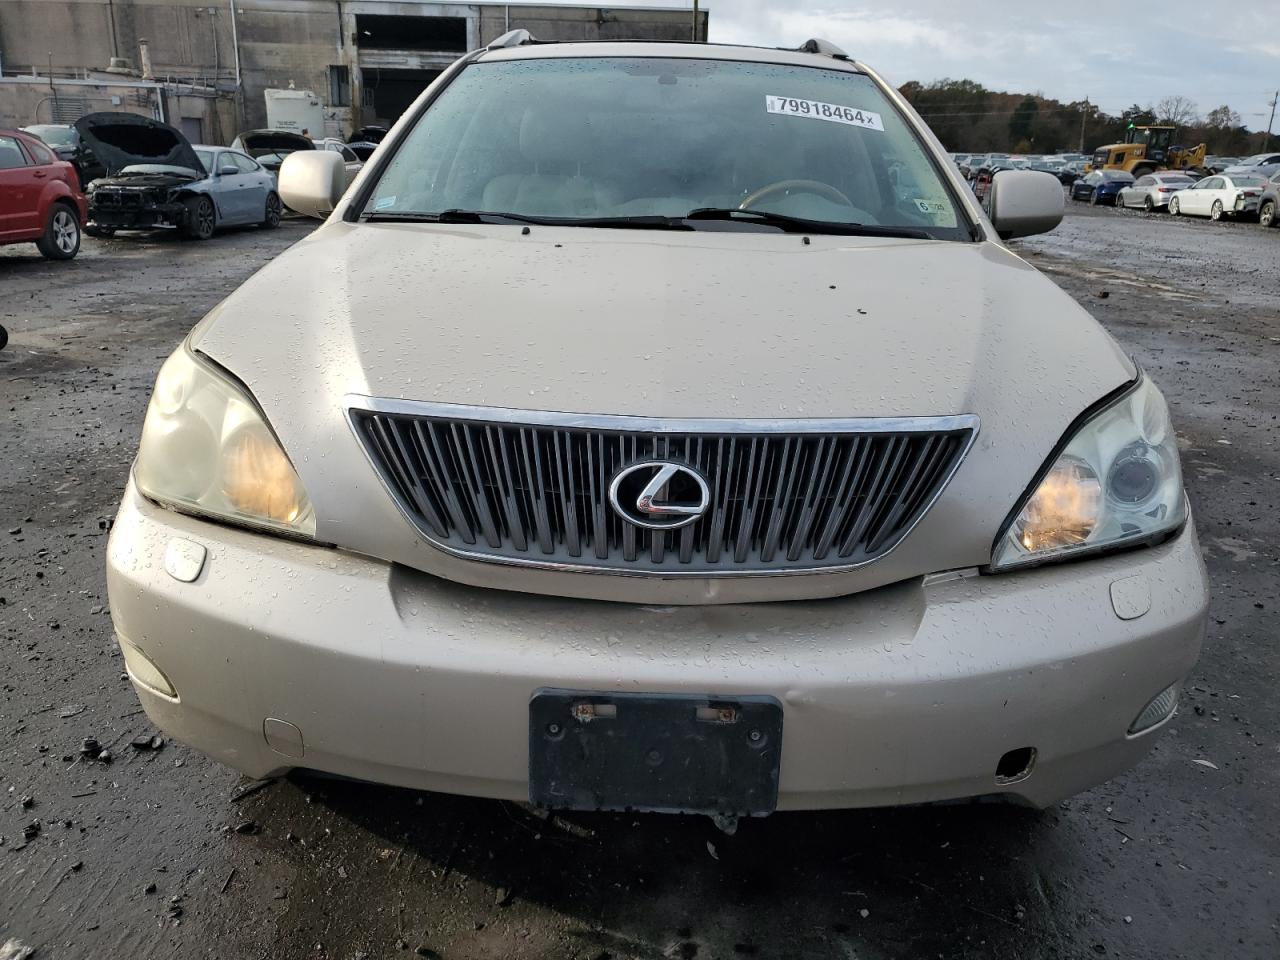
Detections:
[604, 1, 1278, 127]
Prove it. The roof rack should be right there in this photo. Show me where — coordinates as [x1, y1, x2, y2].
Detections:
[795, 38, 850, 60]
[487, 29, 539, 50]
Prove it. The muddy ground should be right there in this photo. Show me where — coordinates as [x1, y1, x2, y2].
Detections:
[1, 205, 1277, 959]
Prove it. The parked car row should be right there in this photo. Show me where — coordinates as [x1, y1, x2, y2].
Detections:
[1068, 164, 1279, 224]
[3, 112, 378, 260]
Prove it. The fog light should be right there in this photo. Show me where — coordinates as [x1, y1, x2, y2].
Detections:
[1128, 683, 1178, 735]
[120, 639, 177, 700]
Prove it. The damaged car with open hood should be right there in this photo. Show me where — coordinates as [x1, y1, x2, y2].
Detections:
[107, 35, 1208, 826]
[78, 113, 282, 240]
[228, 129, 315, 182]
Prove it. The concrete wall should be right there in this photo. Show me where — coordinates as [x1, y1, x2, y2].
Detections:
[1, 1, 706, 136]
[477, 5, 706, 45]
[0, 74, 235, 138]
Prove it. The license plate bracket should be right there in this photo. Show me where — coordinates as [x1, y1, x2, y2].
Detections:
[529, 689, 782, 816]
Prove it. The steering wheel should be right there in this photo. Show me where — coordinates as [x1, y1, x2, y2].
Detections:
[739, 179, 853, 210]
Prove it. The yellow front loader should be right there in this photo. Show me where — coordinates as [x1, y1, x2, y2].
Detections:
[1087, 125, 1206, 177]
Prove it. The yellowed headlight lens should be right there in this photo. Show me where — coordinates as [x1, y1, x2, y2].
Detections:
[222, 427, 309, 525]
[135, 345, 316, 537]
[1014, 458, 1101, 552]
[992, 377, 1187, 572]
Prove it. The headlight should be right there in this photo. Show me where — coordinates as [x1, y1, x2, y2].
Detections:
[991, 375, 1185, 570]
[134, 344, 316, 537]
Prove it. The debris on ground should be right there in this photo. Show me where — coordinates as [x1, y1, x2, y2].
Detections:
[230, 779, 277, 803]
[0, 938, 36, 960]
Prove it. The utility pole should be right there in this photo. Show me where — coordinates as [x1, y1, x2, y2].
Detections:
[692, 0, 699, 42]
[1265, 89, 1278, 151]
[1079, 95, 1088, 153]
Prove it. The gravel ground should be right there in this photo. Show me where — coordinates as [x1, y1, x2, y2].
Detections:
[1, 205, 1277, 960]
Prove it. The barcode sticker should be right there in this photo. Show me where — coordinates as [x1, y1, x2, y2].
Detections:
[765, 95, 884, 131]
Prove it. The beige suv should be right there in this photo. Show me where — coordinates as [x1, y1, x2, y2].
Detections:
[107, 34, 1207, 822]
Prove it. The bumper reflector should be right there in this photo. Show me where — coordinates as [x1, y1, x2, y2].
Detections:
[1128, 683, 1178, 735]
[120, 639, 178, 700]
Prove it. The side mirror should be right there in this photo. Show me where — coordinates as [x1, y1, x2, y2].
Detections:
[987, 170, 1064, 239]
[218, 165, 239, 177]
[278, 150, 345, 220]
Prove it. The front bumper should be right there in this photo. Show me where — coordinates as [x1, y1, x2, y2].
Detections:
[89, 199, 184, 230]
[106, 481, 1208, 811]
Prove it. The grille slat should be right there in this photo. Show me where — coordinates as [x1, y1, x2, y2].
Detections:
[350, 405, 976, 576]
[376, 417, 449, 538]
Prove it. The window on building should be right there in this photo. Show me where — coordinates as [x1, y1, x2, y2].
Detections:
[355, 14, 466, 51]
[329, 65, 351, 107]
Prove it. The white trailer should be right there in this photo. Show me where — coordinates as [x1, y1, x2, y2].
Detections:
[264, 87, 325, 137]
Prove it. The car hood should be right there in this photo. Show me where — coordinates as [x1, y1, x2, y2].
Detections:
[74, 112, 203, 177]
[231, 130, 314, 155]
[192, 224, 1135, 602]
[120, 163, 203, 178]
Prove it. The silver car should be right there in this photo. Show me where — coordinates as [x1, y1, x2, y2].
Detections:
[107, 35, 1207, 820]
[1116, 171, 1197, 211]
[1222, 152, 1280, 178]
[78, 113, 281, 240]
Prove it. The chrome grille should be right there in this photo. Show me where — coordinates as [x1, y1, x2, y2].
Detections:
[348, 401, 977, 576]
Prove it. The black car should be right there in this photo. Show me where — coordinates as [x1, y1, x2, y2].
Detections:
[1056, 161, 1086, 185]
[346, 141, 379, 161]
[20, 123, 106, 187]
[347, 125, 388, 161]
[1258, 170, 1280, 228]
[348, 125, 388, 145]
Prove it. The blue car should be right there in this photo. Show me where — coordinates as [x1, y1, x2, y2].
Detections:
[76, 113, 282, 240]
[1070, 170, 1135, 206]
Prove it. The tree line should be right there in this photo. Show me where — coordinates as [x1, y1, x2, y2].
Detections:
[899, 79, 1271, 156]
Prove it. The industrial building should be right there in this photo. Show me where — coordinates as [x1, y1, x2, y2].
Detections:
[0, 1, 708, 139]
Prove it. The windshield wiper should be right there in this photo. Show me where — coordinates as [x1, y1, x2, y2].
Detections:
[683, 207, 933, 239]
[364, 209, 691, 230]
[362, 209, 543, 225]
[363, 207, 929, 237]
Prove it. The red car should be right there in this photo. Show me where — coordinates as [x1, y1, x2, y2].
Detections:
[0, 128, 88, 260]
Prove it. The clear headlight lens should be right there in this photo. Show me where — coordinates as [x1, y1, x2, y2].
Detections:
[991, 376, 1185, 570]
[134, 344, 315, 537]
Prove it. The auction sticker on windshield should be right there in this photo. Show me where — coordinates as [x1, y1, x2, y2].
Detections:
[765, 95, 884, 131]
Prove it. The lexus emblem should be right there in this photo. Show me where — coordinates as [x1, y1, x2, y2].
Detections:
[608, 461, 710, 530]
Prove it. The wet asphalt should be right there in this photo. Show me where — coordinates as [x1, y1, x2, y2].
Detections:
[1, 204, 1277, 959]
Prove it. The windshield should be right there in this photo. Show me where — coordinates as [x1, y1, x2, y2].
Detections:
[25, 125, 76, 147]
[1230, 175, 1266, 187]
[195, 149, 214, 174]
[1102, 172, 1133, 181]
[364, 56, 969, 239]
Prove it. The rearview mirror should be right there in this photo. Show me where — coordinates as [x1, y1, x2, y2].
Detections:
[218, 165, 239, 177]
[986, 170, 1064, 239]
[278, 150, 345, 220]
